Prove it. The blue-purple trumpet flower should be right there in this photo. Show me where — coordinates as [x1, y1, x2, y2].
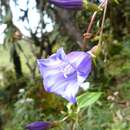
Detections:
[37, 48, 92, 104]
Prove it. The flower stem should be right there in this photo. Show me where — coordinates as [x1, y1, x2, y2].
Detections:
[98, 0, 108, 46]
[82, 2, 105, 49]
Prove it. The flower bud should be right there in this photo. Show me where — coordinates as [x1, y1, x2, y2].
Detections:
[49, 0, 103, 10]
[49, 0, 83, 9]
[89, 45, 101, 57]
[26, 121, 51, 130]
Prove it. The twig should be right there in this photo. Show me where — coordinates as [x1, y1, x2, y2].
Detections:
[82, 2, 105, 49]
[98, 0, 108, 46]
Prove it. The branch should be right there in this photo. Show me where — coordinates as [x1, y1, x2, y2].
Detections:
[55, 8, 83, 49]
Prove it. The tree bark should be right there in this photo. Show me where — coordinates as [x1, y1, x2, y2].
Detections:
[12, 46, 23, 78]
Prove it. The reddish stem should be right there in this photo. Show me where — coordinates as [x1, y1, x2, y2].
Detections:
[82, 2, 106, 50]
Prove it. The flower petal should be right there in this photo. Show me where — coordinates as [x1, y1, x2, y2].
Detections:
[43, 67, 78, 103]
[37, 48, 66, 79]
[67, 51, 87, 68]
[62, 80, 79, 103]
[77, 52, 92, 83]
[43, 72, 64, 92]
[50, 76, 79, 103]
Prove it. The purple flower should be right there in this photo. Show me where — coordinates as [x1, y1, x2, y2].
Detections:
[37, 48, 92, 104]
[49, 0, 83, 9]
[26, 121, 51, 130]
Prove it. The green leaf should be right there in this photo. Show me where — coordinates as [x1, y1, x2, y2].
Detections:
[77, 92, 102, 109]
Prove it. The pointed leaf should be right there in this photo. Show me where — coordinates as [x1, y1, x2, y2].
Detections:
[77, 92, 102, 109]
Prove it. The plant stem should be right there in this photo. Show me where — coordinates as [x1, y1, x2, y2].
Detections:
[98, 0, 108, 46]
[82, 2, 105, 49]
